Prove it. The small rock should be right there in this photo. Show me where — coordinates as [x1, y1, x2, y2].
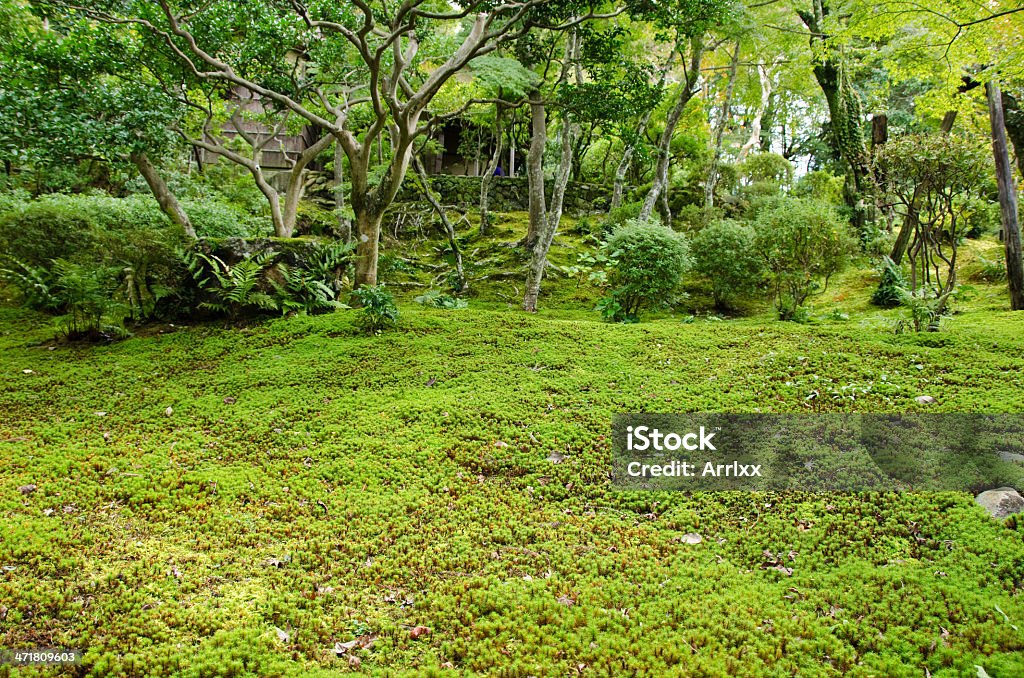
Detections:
[547, 451, 566, 463]
[22, 369, 32, 374]
[409, 625, 431, 639]
[18, 484, 37, 495]
[348, 655, 361, 668]
[915, 395, 936, 405]
[975, 487, 1024, 519]
[165, 406, 174, 417]
[223, 397, 236, 404]
[679, 532, 703, 545]
[998, 450, 1024, 464]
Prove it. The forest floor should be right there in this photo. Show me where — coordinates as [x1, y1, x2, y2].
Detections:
[2, 213, 1024, 676]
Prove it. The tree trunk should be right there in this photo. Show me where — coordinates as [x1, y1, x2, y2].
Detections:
[640, 37, 703, 224]
[705, 41, 742, 212]
[1001, 88, 1024, 177]
[524, 116, 576, 312]
[353, 208, 383, 289]
[413, 154, 467, 292]
[798, 1, 871, 232]
[281, 133, 335, 238]
[987, 81, 1024, 311]
[130, 151, 196, 239]
[479, 105, 504, 236]
[524, 89, 547, 249]
[738, 62, 774, 162]
[334, 141, 351, 243]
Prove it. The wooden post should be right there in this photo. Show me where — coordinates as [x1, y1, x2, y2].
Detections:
[987, 80, 1024, 311]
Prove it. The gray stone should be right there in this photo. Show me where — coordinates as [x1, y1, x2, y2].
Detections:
[975, 487, 1024, 519]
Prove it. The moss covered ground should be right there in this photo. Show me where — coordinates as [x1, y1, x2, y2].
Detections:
[2, 213, 1024, 676]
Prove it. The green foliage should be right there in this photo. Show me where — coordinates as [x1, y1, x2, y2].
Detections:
[738, 152, 793, 186]
[0, 198, 95, 267]
[600, 218, 691, 321]
[414, 290, 468, 310]
[272, 264, 345, 315]
[599, 201, 643, 237]
[351, 284, 399, 334]
[0, 258, 61, 311]
[793, 171, 846, 206]
[753, 198, 856, 320]
[973, 253, 1007, 283]
[872, 257, 908, 308]
[183, 200, 261, 239]
[691, 219, 765, 309]
[182, 249, 279, 318]
[50, 259, 126, 340]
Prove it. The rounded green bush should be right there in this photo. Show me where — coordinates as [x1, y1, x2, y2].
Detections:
[600, 217, 691, 321]
[691, 219, 765, 309]
[753, 197, 855, 320]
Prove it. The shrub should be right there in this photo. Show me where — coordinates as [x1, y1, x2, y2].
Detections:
[51, 259, 126, 340]
[351, 285, 399, 334]
[414, 290, 468, 310]
[599, 217, 691, 322]
[739, 153, 793, 184]
[753, 197, 855, 320]
[184, 201, 262, 239]
[793, 170, 846, 206]
[182, 249, 280, 318]
[0, 199, 96, 267]
[599, 201, 643, 237]
[871, 257, 906, 308]
[691, 220, 764, 309]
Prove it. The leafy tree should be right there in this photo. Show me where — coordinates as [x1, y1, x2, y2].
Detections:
[872, 133, 990, 323]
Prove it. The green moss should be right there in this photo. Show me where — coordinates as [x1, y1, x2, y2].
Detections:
[1, 301, 1024, 675]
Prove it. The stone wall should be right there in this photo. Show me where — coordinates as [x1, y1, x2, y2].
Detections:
[395, 175, 612, 215]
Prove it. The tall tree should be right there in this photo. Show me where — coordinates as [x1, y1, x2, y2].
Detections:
[797, 0, 873, 232]
[987, 81, 1024, 311]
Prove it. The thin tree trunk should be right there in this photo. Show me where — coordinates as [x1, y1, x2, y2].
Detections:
[479, 105, 504, 236]
[738, 62, 774, 162]
[281, 134, 335, 238]
[524, 29, 579, 312]
[524, 117, 575, 312]
[640, 37, 704, 223]
[987, 81, 1024, 311]
[413, 154, 467, 292]
[334, 141, 351, 243]
[705, 41, 741, 212]
[524, 89, 547, 249]
[130, 151, 196, 239]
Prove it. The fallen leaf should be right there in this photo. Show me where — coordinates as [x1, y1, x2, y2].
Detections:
[18, 484, 37, 495]
[275, 627, 289, 643]
[409, 625, 431, 639]
[223, 397, 236, 404]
